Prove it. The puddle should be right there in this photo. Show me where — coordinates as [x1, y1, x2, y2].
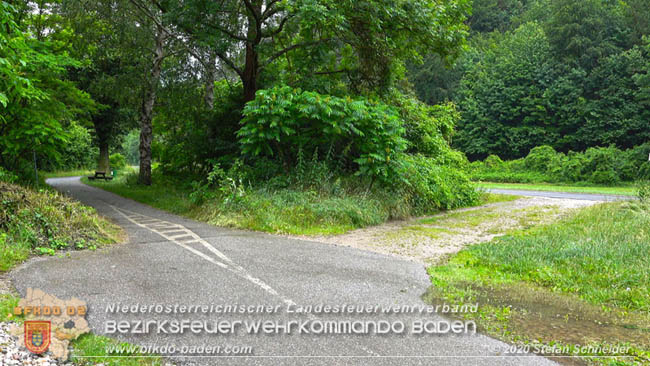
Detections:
[424, 282, 650, 365]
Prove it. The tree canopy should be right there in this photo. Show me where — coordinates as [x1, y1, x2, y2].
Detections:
[409, 0, 650, 160]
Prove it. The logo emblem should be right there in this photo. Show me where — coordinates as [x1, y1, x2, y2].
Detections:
[24, 320, 51, 354]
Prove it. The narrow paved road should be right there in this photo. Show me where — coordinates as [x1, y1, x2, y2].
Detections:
[486, 188, 634, 201]
[11, 177, 557, 365]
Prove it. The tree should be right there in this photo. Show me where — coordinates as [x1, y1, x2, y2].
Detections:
[154, 0, 470, 102]
[455, 23, 556, 159]
[0, 1, 95, 178]
[54, 0, 149, 174]
[544, 0, 628, 70]
[467, 0, 527, 33]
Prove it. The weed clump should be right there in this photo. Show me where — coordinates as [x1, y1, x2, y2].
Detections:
[0, 181, 122, 271]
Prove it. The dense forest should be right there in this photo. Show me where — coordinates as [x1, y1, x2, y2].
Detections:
[1, 0, 649, 220]
[409, 0, 650, 160]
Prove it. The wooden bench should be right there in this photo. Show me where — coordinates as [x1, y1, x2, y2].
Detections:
[87, 171, 113, 181]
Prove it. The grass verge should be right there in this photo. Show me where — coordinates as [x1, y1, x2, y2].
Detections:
[426, 202, 650, 365]
[70, 334, 163, 366]
[85, 172, 504, 236]
[41, 170, 94, 179]
[0, 181, 123, 272]
[477, 182, 636, 196]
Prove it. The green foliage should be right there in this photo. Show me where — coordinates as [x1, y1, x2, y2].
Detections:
[121, 130, 140, 166]
[409, 1, 650, 160]
[471, 144, 650, 184]
[467, 0, 527, 33]
[544, 0, 628, 69]
[455, 23, 557, 159]
[239, 85, 407, 184]
[0, 294, 20, 322]
[52, 122, 97, 170]
[0, 181, 121, 272]
[638, 180, 650, 203]
[70, 333, 163, 366]
[109, 153, 126, 170]
[397, 154, 480, 212]
[392, 95, 459, 157]
[0, 1, 97, 180]
[524, 145, 560, 172]
[157, 80, 244, 177]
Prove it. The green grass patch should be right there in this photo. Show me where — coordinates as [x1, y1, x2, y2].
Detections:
[384, 225, 456, 242]
[478, 182, 636, 196]
[86, 173, 396, 235]
[86, 170, 488, 236]
[417, 204, 559, 231]
[480, 193, 522, 204]
[41, 170, 94, 179]
[426, 202, 650, 365]
[0, 294, 20, 322]
[0, 181, 123, 272]
[70, 334, 163, 366]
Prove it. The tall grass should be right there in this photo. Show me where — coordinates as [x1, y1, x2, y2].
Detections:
[0, 181, 122, 272]
[87, 169, 487, 236]
[431, 202, 650, 312]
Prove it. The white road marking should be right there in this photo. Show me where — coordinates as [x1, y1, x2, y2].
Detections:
[110, 205, 380, 357]
[110, 205, 296, 307]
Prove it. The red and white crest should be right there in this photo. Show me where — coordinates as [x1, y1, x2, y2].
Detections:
[24, 320, 51, 354]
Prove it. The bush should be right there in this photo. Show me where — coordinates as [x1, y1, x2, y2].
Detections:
[471, 144, 650, 184]
[484, 155, 504, 168]
[44, 122, 97, 171]
[239, 85, 407, 185]
[391, 95, 458, 157]
[638, 180, 650, 202]
[524, 145, 560, 173]
[397, 154, 480, 212]
[157, 80, 244, 177]
[109, 153, 126, 170]
[0, 167, 18, 183]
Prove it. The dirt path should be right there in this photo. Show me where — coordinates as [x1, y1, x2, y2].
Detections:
[294, 197, 601, 264]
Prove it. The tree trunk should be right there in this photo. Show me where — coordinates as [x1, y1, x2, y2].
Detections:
[138, 25, 166, 186]
[204, 52, 216, 109]
[242, 43, 259, 102]
[242, 4, 261, 103]
[98, 141, 110, 173]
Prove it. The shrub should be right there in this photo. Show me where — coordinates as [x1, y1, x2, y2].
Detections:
[637, 180, 650, 202]
[157, 80, 244, 177]
[582, 146, 621, 184]
[640, 162, 650, 180]
[556, 152, 585, 182]
[524, 145, 560, 172]
[0, 167, 18, 183]
[42, 121, 97, 171]
[397, 154, 480, 212]
[238, 85, 407, 185]
[484, 155, 504, 168]
[471, 144, 650, 184]
[109, 153, 126, 170]
[391, 94, 458, 157]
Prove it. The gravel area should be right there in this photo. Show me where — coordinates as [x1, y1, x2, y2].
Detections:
[0, 322, 74, 366]
[293, 197, 601, 264]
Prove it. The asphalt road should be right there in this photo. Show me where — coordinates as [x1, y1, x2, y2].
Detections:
[11, 177, 558, 365]
[486, 188, 634, 201]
